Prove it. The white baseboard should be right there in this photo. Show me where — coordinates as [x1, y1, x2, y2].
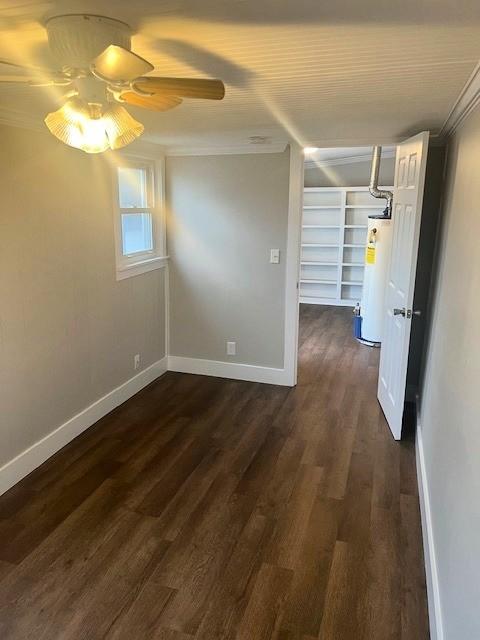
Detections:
[416, 418, 444, 640]
[0, 357, 168, 497]
[168, 355, 293, 386]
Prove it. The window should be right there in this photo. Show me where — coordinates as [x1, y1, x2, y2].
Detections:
[113, 158, 167, 280]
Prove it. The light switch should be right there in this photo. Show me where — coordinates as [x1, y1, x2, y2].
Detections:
[270, 249, 280, 264]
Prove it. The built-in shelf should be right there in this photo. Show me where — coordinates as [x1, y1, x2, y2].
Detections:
[301, 243, 340, 247]
[345, 204, 385, 209]
[303, 205, 341, 210]
[302, 225, 340, 229]
[300, 185, 393, 306]
[300, 279, 337, 285]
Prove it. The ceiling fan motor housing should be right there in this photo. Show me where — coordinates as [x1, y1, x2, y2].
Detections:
[46, 15, 132, 71]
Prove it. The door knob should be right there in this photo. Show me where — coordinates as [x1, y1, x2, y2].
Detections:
[393, 307, 406, 317]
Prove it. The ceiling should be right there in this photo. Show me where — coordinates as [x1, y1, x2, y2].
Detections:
[304, 146, 395, 163]
[0, 0, 479, 151]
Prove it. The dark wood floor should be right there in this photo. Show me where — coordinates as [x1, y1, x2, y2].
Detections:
[0, 305, 429, 639]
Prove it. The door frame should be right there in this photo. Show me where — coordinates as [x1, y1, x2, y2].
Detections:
[283, 142, 304, 386]
[283, 139, 401, 387]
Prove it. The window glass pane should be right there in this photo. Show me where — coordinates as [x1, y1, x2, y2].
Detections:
[121, 213, 153, 255]
[118, 167, 149, 208]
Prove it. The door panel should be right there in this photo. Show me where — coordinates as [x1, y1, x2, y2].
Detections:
[378, 132, 429, 439]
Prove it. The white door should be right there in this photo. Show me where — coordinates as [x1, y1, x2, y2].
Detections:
[378, 132, 429, 439]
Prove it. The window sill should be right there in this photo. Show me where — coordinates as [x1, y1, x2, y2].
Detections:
[116, 256, 169, 281]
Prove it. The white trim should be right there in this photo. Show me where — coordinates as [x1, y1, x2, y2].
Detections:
[0, 358, 168, 497]
[165, 260, 171, 359]
[116, 256, 169, 280]
[283, 143, 304, 387]
[440, 61, 480, 137]
[304, 149, 395, 169]
[165, 142, 288, 157]
[168, 356, 291, 386]
[416, 413, 444, 640]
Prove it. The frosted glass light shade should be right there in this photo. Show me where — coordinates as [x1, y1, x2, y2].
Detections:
[44, 98, 144, 153]
[102, 103, 144, 150]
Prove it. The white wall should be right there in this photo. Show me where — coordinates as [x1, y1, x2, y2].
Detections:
[0, 125, 166, 476]
[166, 150, 290, 369]
[304, 156, 395, 187]
[419, 106, 480, 638]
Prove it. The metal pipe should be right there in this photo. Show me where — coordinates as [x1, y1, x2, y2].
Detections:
[369, 146, 393, 218]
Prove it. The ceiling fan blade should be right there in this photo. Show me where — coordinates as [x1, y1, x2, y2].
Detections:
[0, 60, 70, 86]
[0, 76, 38, 84]
[133, 77, 225, 100]
[92, 45, 154, 83]
[0, 59, 56, 77]
[120, 92, 182, 112]
[0, 76, 72, 87]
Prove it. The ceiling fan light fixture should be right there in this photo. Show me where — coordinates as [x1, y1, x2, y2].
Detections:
[102, 103, 144, 150]
[44, 98, 143, 153]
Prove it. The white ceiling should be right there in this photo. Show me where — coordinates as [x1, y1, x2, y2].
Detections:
[0, 0, 479, 151]
[304, 146, 396, 163]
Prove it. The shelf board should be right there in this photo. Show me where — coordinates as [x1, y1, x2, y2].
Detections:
[342, 262, 365, 267]
[300, 297, 355, 306]
[345, 224, 368, 229]
[341, 281, 363, 286]
[345, 204, 385, 209]
[302, 243, 339, 248]
[302, 224, 340, 229]
[301, 261, 338, 266]
[343, 244, 365, 248]
[303, 205, 341, 210]
[300, 279, 337, 285]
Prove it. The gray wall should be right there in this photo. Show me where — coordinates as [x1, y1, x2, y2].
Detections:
[304, 156, 394, 187]
[0, 125, 166, 469]
[166, 151, 290, 368]
[419, 107, 480, 638]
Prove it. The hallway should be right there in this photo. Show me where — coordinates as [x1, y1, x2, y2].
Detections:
[0, 305, 429, 639]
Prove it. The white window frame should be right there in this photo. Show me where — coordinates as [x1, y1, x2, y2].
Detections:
[113, 155, 168, 280]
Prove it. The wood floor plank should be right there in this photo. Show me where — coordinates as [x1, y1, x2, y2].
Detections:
[317, 541, 369, 640]
[235, 562, 292, 640]
[194, 513, 274, 640]
[0, 305, 429, 640]
[400, 494, 430, 640]
[278, 495, 340, 638]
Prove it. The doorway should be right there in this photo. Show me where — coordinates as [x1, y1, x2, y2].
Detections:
[285, 136, 438, 440]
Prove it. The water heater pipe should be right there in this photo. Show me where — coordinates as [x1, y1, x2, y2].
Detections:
[369, 146, 393, 218]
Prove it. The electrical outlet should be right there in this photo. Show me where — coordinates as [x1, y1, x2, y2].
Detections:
[227, 341, 236, 356]
[134, 354, 141, 370]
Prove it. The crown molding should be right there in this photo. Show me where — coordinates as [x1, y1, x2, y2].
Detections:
[304, 149, 395, 169]
[440, 61, 480, 137]
[165, 142, 288, 157]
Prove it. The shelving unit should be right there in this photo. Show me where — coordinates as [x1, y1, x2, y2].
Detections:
[300, 186, 393, 306]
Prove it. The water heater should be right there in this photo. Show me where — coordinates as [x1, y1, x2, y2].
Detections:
[359, 217, 393, 343]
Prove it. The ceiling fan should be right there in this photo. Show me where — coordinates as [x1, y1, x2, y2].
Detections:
[0, 14, 225, 153]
